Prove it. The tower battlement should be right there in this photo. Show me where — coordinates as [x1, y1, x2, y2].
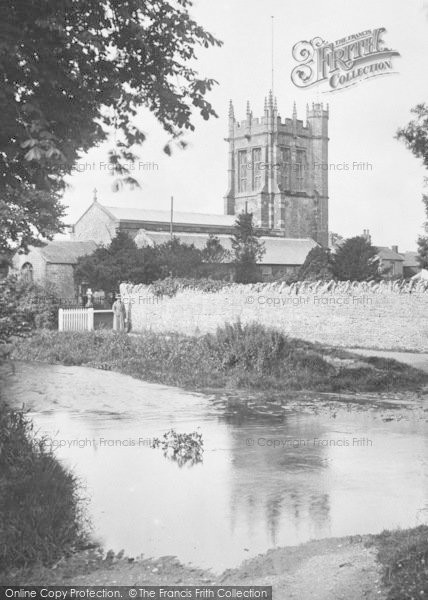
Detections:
[224, 92, 329, 247]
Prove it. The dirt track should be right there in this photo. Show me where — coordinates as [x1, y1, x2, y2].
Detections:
[5, 535, 387, 599]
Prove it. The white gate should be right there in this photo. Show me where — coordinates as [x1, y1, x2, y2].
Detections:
[58, 308, 94, 332]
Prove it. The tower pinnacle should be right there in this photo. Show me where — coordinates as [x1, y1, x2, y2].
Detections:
[293, 101, 297, 120]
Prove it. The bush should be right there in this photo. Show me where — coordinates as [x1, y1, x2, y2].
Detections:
[0, 275, 60, 346]
[0, 402, 86, 571]
[374, 526, 428, 599]
[150, 277, 231, 298]
[298, 246, 334, 281]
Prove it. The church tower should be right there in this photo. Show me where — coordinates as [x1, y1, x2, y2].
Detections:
[224, 93, 329, 247]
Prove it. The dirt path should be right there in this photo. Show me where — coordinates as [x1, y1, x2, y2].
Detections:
[6, 535, 386, 599]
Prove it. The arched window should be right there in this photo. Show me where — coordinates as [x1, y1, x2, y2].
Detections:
[21, 262, 33, 283]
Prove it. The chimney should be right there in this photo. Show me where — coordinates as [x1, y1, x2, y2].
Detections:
[391, 245, 398, 254]
[362, 229, 371, 243]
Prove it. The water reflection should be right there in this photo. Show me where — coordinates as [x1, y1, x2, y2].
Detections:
[4, 361, 428, 571]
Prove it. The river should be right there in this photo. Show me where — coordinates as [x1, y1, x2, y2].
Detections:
[4, 361, 428, 572]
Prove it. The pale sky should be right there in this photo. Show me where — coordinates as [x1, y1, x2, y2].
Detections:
[61, 0, 428, 251]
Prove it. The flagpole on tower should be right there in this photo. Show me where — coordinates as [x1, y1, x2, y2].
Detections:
[271, 15, 275, 95]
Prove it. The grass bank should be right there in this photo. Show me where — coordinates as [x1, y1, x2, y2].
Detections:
[373, 525, 428, 599]
[0, 399, 87, 573]
[11, 322, 428, 393]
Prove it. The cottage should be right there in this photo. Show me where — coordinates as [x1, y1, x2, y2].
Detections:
[11, 240, 97, 301]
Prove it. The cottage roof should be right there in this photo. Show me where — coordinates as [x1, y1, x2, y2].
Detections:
[401, 251, 419, 268]
[134, 230, 317, 266]
[40, 241, 97, 264]
[376, 246, 404, 261]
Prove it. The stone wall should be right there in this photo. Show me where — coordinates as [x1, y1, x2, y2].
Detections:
[120, 282, 428, 352]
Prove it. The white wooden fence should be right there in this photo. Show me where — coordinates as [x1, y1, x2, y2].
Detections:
[58, 308, 94, 331]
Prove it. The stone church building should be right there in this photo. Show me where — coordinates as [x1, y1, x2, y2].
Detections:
[11, 95, 328, 299]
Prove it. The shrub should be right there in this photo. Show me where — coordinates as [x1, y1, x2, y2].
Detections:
[0, 402, 86, 571]
[0, 275, 60, 347]
[374, 526, 428, 599]
[150, 277, 231, 298]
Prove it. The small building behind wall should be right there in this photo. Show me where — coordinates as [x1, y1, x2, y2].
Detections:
[12, 240, 97, 301]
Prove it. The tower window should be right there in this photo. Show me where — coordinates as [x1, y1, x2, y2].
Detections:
[252, 148, 262, 191]
[279, 147, 291, 190]
[238, 150, 247, 192]
[296, 150, 306, 191]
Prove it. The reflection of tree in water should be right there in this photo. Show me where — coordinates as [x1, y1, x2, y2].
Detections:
[226, 424, 332, 547]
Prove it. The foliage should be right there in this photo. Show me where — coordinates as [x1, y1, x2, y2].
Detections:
[333, 236, 380, 281]
[0, 402, 86, 570]
[150, 276, 231, 297]
[374, 525, 428, 599]
[11, 326, 428, 393]
[0, 0, 221, 254]
[201, 234, 231, 263]
[329, 232, 344, 248]
[0, 275, 59, 349]
[417, 194, 428, 269]
[76, 234, 232, 292]
[396, 103, 428, 169]
[298, 246, 335, 281]
[230, 213, 265, 284]
[75, 231, 159, 292]
[0, 188, 66, 257]
[153, 237, 203, 278]
[151, 429, 203, 467]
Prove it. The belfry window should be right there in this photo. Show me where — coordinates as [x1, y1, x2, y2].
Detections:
[279, 147, 291, 190]
[252, 148, 262, 191]
[296, 150, 306, 191]
[238, 150, 247, 192]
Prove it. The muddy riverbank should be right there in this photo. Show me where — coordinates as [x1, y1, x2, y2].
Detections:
[3, 534, 386, 600]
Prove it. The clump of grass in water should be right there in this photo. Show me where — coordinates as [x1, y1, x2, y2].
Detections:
[151, 429, 203, 467]
[0, 401, 88, 572]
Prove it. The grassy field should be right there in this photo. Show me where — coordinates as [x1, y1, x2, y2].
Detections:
[11, 323, 428, 393]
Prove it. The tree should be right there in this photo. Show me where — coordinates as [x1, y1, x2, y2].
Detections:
[75, 231, 159, 292]
[0, 0, 222, 255]
[201, 234, 230, 263]
[298, 246, 334, 281]
[0, 275, 60, 348]
[417, 194, 428, 269]
[329, 232, 344, 249]
[155, 237, 203, 277]
[230, 212, 265, 284]
[333, 236, 379, 281]
[396, 104, 428, 168]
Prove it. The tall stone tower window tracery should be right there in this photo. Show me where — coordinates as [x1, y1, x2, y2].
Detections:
[296, 149, 306, 192]
[252, 147, 262, 191]
[279, 147, 291, 191]
[238, 150, 247, 193]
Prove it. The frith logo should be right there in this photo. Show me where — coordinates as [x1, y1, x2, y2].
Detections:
[291, 28, 400, 92]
